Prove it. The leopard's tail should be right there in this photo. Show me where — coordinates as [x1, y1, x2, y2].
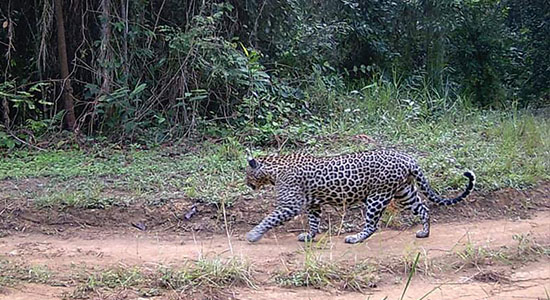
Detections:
[412, 167, 475, 206]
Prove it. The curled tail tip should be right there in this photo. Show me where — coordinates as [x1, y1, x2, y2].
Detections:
[463, 171, 475, 181]
[463, 171, 476, 196]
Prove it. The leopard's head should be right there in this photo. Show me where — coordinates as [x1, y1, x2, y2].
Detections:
[245, 157, 274, 190]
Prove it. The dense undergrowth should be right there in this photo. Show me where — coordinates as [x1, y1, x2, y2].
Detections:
[1, 80, 548, 208]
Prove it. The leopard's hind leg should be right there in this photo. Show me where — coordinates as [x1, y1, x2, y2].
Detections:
[345, 193, 392, 244]
[394, 182, 430, 238]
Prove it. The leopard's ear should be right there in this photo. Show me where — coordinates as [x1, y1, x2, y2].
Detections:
[248, 158, 258, 169]
[246, 149, 258, 169]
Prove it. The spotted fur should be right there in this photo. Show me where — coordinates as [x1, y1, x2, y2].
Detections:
[245, 150, 475, 244]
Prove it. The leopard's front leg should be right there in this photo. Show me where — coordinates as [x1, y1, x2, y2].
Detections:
[247, 185, 305, 243]
[246, 206, 301, 242]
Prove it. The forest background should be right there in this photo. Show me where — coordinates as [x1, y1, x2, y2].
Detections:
[0, 0, 548, 198]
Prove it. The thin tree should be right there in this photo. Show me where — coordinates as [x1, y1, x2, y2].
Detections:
[2, 2, 14, 129]
[100, 0, 112, 95]
[121, 0, 129, 85]
[54, 0, 76, 130]
[98, 0, 113, 123]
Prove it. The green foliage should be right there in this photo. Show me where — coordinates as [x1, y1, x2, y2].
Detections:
[449, 0, 509, 106]
[0, 81, 548, 209]
[0, 80, 60, 150]
[0, 81, 52, 112]
[504, 0, 550, 103]
[0, 129, 17, 150]
[1, 0, 548, 143]
[84, 2, 271, 140]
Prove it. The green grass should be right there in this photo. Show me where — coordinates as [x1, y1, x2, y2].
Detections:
[0, 141, 249, 207]
[452, 235, 550, 272]
[34, 184, 126, 209]
[444, 233, 549, 271]
[68, 265, 147, 298]
[1, 81, 548, 209]
[275, 260, 377, 292]
[275, 244, 378, 292]
[0, 257, 255, 298]
[69, 257, 256, 299]
[454, 240, 504, 269]
[0, 260, 53, 288]
[159, 257, 257, 292]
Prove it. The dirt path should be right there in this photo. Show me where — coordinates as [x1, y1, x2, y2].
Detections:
[1, 211, 549, 300]
[2, 211, 550, 267]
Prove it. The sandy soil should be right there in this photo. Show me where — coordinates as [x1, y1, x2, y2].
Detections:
[1, 211, 549, 299]
[0, 182, 549, 299]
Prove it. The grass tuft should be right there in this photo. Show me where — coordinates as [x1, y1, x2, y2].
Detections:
[159, 257, 257, 292]
[0, 261, 53, 288]
[275, 245, 378, 292]
[68, 257, 255, 299]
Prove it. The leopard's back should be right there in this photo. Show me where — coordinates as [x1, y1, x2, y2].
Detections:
[293, 151, 415, 205]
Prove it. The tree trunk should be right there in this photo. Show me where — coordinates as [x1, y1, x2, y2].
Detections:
[97, 0, 114, 125]
[54, 0, 76, 131]
[2, 4, 13, 129]
[100, 0, 112, 95]
[1, 98, 9, 129]
[121, 0, 129, 85]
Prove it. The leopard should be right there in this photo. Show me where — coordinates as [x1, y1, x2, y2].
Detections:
[244, 149, 475, 244]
